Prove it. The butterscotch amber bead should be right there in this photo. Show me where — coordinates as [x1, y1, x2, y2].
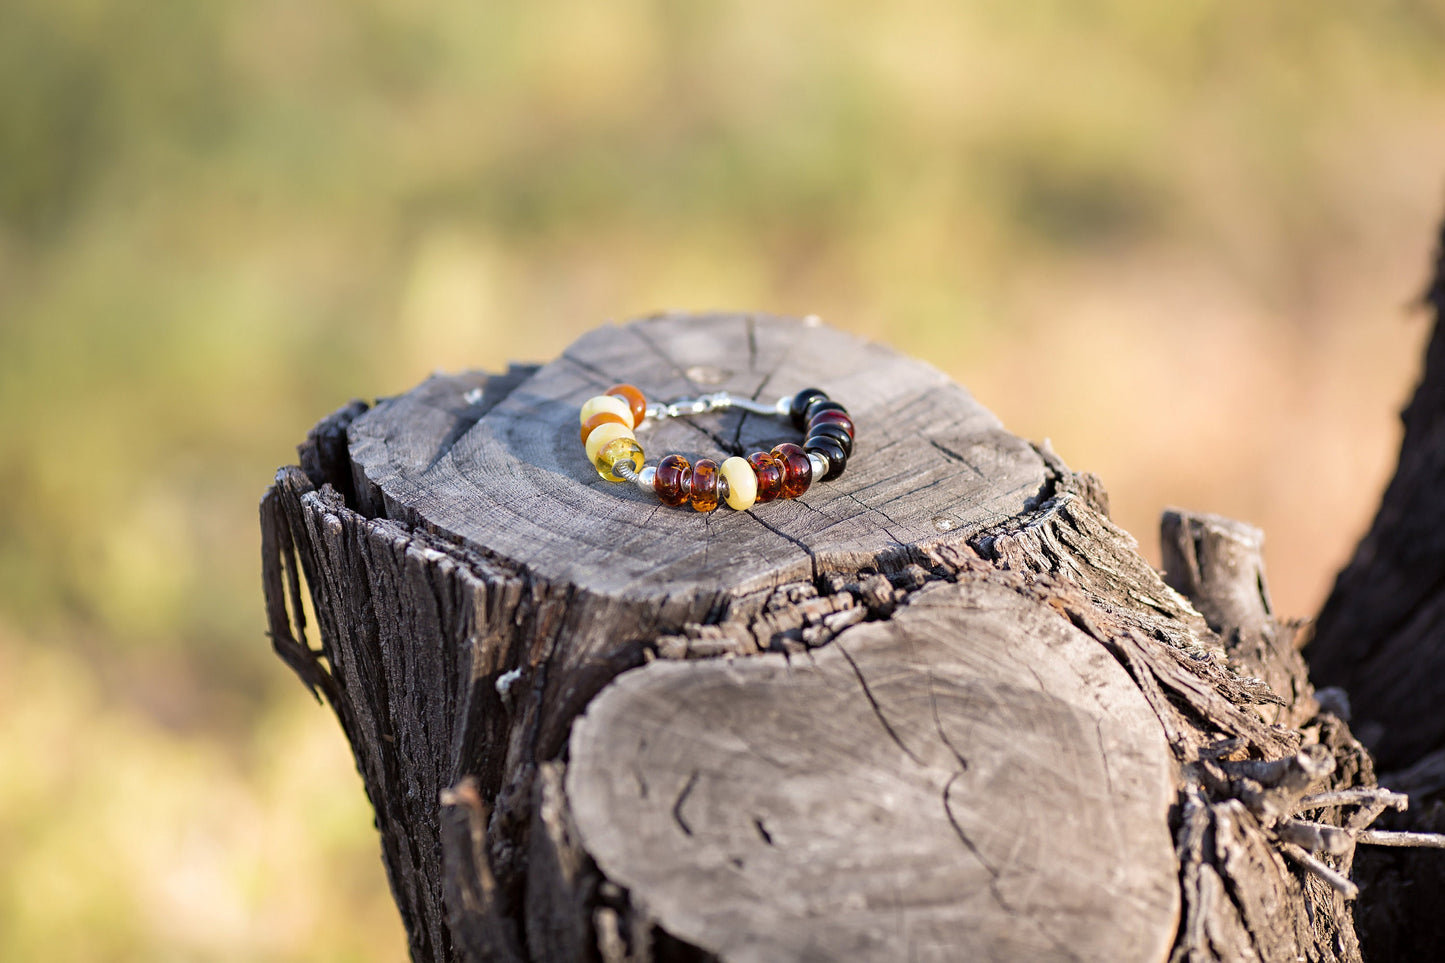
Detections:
[747, 451, 783, 502]
[585, 422, 634, 463]
[580, 394, 633, 427]
[771, 443, 813, 498]
[808, 409, 854, 439]
[595, 436, 645, 482]
[689, 458, 720, 512]
[580, 410, 630, 444]
[654, 454, 691, 507]
[605, 384, 647, 428]
[719, 456, 758, 511]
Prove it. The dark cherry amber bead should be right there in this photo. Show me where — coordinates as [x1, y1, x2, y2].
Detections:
[654, 454, 691, 507]
[606, 384, 648, 428]
[689, 458, 720, 512]
[806, 421, 853, 457]
[808, 409, 854, 439]
[771, 443, 813, 498]
[747, 451, 784, 502]
[804, 398, 847, 422]
[580, 410, 630, 444]
[805, 435, 848, 479]
[789, 387, 828, 431]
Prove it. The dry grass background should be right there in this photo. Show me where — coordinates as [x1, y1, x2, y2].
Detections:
[2, 1, 1445, 959]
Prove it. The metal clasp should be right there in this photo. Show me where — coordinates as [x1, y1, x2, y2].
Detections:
[645, 391, 783, 424]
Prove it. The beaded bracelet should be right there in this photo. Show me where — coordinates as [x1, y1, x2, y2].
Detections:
[578, 385, 854, 512]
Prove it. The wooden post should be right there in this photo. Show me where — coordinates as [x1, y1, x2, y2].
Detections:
[262, 313, 1380, 962]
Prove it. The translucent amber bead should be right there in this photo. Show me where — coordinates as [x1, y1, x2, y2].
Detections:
[771, 443, 813, 498]
[605, 384, 647, 428]
[689, 458, 720, 512]
[585, 421, 634, 463]
[747, 451, 783, 503]
[719, 456, 757, 510]
[580, 394, 634, 427]
[808, 409, 854, 439]
[595, 436, 644, 482]
[580, 411, 630, 444]
[654, 454, 691, 507]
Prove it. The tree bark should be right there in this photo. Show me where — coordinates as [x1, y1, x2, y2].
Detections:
[1307, 220, 1445, 959]
[262, 313, 1377, 962]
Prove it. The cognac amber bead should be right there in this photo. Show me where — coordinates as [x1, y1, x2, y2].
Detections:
[808, 409, 854, 439]
[605, 383, 647, 428]
[747, 451, 783, 502]
[580, 394, 633, 427]
[654, 454, 691, 507]
[580, 411, 630, 444]
[595, 436, 645, 482]
[689, 458, 720, 512]
[771, 443, 813, 498]
[584, 422, 634, 463]
[719, 456, 758, 511]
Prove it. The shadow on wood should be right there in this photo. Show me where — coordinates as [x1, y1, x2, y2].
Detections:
[262, 313, 1380, 962]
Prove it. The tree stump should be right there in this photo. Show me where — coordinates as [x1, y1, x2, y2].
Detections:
[1306, 221, 1445, 958]
[262, 313, 1377, 962]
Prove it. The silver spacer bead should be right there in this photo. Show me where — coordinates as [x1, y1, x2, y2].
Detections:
[774, 395, 793, 417]
[717, 473, 730, 501]
[636, 465, 657, 492]
[807, 451, 829, 479]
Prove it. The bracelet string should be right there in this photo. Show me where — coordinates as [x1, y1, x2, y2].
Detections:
[578, 385, 854, 512]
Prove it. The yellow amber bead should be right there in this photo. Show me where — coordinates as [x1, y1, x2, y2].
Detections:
[580, 394, 635, 428]
[595, 436, 644, 482]
[719, 456, 757, 511]
[585, 422, 634, 463]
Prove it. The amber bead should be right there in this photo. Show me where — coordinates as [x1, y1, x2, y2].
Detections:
[689, 458, 720, 512]
[806, 421, 853, 457]
[789, 387, 829, 430]
[654, 454, 691, 507]
[771, 443, 813, 498]
[804, 398, 847, 422]
[585, 422, 634, 463]
[605, 383, 647, 428]
[595, 437, 644, 482]
[580, 410, 630, 444]
[804, 434, 847, 479]
[808, 409, 854, 439]
[719, 456, 758, 510]
[747, 451, 784, 502]
[580, 394, 633, 427]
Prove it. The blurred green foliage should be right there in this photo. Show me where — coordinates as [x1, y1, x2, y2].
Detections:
[3, 0, 1445, 958]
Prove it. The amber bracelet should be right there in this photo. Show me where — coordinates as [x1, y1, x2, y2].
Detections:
[578, 385, 854, 512]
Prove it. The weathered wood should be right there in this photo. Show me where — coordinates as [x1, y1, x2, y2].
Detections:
[1304, 221, 1445, 959]
[569, 577, 1178, 962]
[262, 312, 1378, 962]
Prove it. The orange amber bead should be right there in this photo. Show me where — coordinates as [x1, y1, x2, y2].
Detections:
[580, 411, 630, 444]
[771, 443, 812, 499]
[689, 458, 720, 512]
[747, 451, 783, 503]
[606, 384, 647, 428]
[654, 454, 691, 507]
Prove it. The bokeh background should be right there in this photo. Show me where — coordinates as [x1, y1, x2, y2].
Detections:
[4, 1, 1445, 959]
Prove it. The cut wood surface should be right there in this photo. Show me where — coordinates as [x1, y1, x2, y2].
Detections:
[262, 312, 1378, 963]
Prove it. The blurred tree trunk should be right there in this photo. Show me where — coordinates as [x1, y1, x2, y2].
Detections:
[263, 314, 1388, 962]
[1308, 218, 1445, 958]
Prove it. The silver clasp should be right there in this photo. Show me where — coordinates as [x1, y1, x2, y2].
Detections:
[645, 391, 785, 424]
